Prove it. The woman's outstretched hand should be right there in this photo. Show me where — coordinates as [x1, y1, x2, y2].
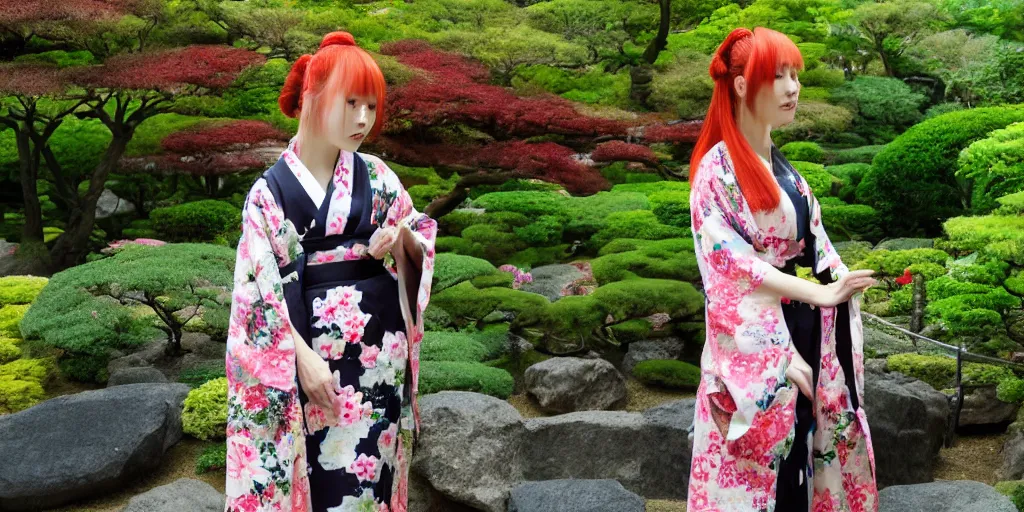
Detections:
[367, 226, 400, 259]
[818, 269, 877, 308]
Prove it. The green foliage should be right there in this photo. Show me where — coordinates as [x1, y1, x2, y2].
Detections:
[828, 145, 887, 166]
[0, 339, 20, 365]
[633, 359, 701, 389]
[431, 281, 551, 326]
[830, 76, 927, 143]
[432, 253, 498, 293]
[820, 202, 883, 242]
[0, 358, 56, 385]
[182, 377, 228, 441]
[851, 248, 949, 278]
[926, 276, 993, 300]
[470, 272, 514, 289]
[834, 241, 873, 267]
[942, 214, 1024, 265]
[791, 161, 840, 197]
[925, 102, 965, 120]
[421, 327, 508, 362]
[0, 305, 28, 338]
[886, 353, 1014, 390]
[866, 106, 1024, 236]
[648, 191, 690, 228]
[20, 243, 235, 382]
[649, 49, 714, 119]
[772, 101, 855, 146]
[418, 360, 515, 398]
[998, 378, 1024, 404]
[196, 443, 227, 475]
[607, 319, 652, 344]
[513, 64, 630, 106]
[799, 67, 845, 88]
[589, 210, 689, 250]
[178, 361, 227, 389]
[150, 200, 241, 243]
[513, 215, 564, 245]
[958, 122, 1024, 213]
[780, 142, 825, 163]
[828, 163, 873, 202]
[591, 238, 699, 284]
[14, 50, 95, 67]
[0, 377, 45, 415]
[0, 276, 49, 306]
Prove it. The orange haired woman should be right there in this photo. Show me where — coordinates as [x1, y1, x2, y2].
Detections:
[224, 31, 436, 512]
[686, 27, 879, 512]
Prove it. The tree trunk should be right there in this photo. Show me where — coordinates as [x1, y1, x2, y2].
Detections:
[630, 0, 670, 108]
[910, 274, 926, 333]
[16, 128, 44, 245]
[49, 134, 131, 270]
[423, 171, 513, 219]
[641, 0, 671, 65]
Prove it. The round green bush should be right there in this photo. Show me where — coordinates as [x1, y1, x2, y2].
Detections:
[421, 331, 493, 362]
[941, 214, 1024, 266]
[866, 105, 1024, 236]
[513, 215, 564, 245]
[772, 101, 855, 146]
[958, 122, 1024, 213]
[590, 210, 689, 250]
[791, 161, 840, 197]
[781, 142, 825, 163]
[649, 190, 690, 228]
[633, 359, 701, 389]
[828, 145, 886, 166]
[196, 442, 227, 475]
[0, 358, 55, 384]
[820, 203, 883, 242]
[997, 378, 1024, 404]
[182, 377, 228, 441]
[591, 238, 700, 284]
[418, 361, 515, 398]
[150, 200, 241, 243]
[0, 304, 29, 339]
[829, 76, 927, 142]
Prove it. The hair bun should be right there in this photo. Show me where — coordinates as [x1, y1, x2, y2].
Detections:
[319, 31, 357, 51]
[279, 54, 312, 118]
[710, 27, 753, 81]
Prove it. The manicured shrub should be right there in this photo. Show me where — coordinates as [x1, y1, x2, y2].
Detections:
[182, 377, 228, 441]
[150, 200, 241, 243]
[196, 442, 227, 475]
[0, 377, 45, 414]
[0, 276, 48, 306]
[942, 215, 1024, 265]
[780, 142, 825, 163]
[418, 361, 515, 398]
[432, 253, 498, 293]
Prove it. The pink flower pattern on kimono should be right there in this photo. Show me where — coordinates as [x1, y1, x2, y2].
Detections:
[311, 285, 372, 358]
[686, 141, 876, 512]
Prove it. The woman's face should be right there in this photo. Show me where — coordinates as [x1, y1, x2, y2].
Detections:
[323, 92, 377, 153]
[753, 64, 800, 129]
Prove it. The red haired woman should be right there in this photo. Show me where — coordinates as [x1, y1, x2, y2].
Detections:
[687, 28, 879, 511]
[224, 32, 437, 512]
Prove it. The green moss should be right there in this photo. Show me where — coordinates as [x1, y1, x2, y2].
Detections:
[0, 339, 20, 365]
[633, 359, 701, 389]
[887, 353, 1015, 390]
[0, 276, 48, 306]
[998, 378, 1024, 404]
[0, 304, 29, 338]
[431, 281, 550, 326]
[0, 358, 56, 385]
[0, 377, 45, 414]
[470, 272, 514, 289]
[432, 253, 498, 293]
[182, 377, 228, 441]
[591, 237, 700, 284]
[608, 319, 652, 344]
[418, 361, 515, 398]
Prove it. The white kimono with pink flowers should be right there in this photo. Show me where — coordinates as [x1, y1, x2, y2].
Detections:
[687, 141, 877, 512]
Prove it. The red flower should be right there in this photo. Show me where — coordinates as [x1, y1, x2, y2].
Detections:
[894, 268, 913, 286]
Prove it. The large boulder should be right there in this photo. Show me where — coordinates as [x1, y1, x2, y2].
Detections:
[520, 399, 694, 500]
[518, 264, 586, 302]
[507, 480, 645, 512]
[107, 366, 168, 387]
[120, 478, 223, 512]
[957, 386, 1020, 427]
[525, 357, 627, 413]
[0, 383, 190, 511]
[863, 368, 949, 488]
[878, 481, 1016, 512]
[621, 337, 685, 375]
[412, 392, 526, 512]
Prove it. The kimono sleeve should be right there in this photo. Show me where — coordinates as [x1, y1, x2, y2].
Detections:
[224, 180, 308, 510]
[691, 153, 791, 442]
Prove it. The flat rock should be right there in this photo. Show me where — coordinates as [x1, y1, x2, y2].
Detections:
[120, 478, 222, 512]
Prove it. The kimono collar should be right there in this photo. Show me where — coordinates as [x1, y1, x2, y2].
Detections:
[280, 137, 355, 210]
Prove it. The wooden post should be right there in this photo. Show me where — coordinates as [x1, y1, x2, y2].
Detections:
[910, 273, 926, 335]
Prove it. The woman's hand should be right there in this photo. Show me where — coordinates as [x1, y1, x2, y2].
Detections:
[296, 342, 339, 414]
[818, 269, 877, 308]
[367, 226, 400, 260]
[786, 350, 814, 400]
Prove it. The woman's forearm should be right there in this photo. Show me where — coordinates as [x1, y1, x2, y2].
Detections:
[760, 265, 828, 306]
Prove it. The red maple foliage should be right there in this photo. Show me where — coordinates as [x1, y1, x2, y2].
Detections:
[161, 120, 288, 154]
[73, 45, 265, 91]
[591, 140, 659, 165]
[0, 64, 67, 96]
[381, 41, 627, 139]
[642, 121, 702, 144]
[0, 0, 148, 25]
[895, 268, 913, 286]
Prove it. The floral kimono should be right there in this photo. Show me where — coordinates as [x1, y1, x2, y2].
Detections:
[224, 141, 437, 512]
[687, 141, 877, 512]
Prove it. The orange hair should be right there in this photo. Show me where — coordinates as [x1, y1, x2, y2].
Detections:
[279, 31, 387, 139]
[689, 27, 804, 212]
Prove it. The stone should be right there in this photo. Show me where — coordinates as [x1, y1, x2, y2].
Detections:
[412, 392, 526, 512]
[957, 386, 1020, 427]
[0, 383, 191, 510]
[1000, 429, 1024, 481]
[507, 480, 644, 512]
[107, 367, 168, 387]
[878, 480, 1016, 512]
[518, 264, 586, 302]
[525, 357, 627, 413]
[864, 370, 949, 488]
[95, 188, 135, 220]
[621, 337, 685, 375]
[120, 478, 223, 512]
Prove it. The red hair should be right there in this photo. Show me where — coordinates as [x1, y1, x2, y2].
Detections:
[279, 31, 387, 139]
[689, 27, 804, 212]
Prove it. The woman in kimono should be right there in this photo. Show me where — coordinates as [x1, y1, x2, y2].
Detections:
[224, 31, 437, 512]
[686, 27, 879, 512]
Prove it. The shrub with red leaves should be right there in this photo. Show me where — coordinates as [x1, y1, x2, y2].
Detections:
[591, 141, 658, 165]
[0, 0, 147, 24]
[73, 45, 265, 91]
[0, 64, 66, 96]
[643, 121, 702, 144]
[161, 120, 287, 155]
